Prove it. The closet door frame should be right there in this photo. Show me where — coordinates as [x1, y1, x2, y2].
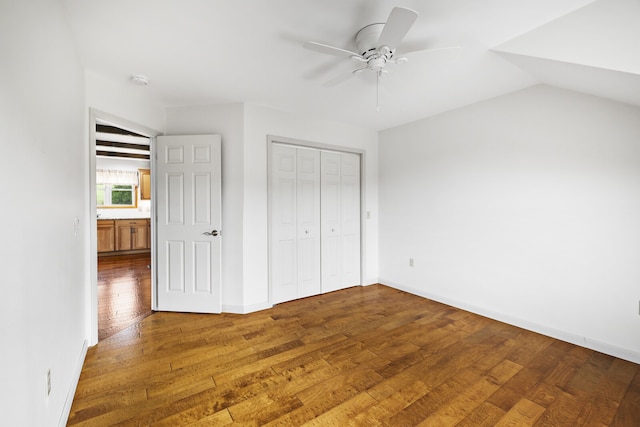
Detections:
[267, 135, 366, 306]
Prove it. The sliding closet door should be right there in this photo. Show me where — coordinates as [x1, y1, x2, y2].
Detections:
[320, 152, 342, 293]
[271, 142, 361, 304]
[340, 153, 361, 287]
[271, 145, 297, 304]
[321, 151, 361, 293]
[270, 144, 321, 304]
[296, 148, 321, 298]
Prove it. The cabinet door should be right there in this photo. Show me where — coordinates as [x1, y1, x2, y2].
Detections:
[97, 221, 115, 252]
[139, 169, 151, 200]
[116, 223, 133, 251]
[131, 224, 149, 250]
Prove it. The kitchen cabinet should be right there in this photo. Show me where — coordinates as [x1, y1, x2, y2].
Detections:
[139, 168, 151, 200]
[115, 219, 150, 251]
[97, 220, 115, 253]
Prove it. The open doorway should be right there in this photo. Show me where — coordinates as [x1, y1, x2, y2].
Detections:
[89, 110, 160, 343]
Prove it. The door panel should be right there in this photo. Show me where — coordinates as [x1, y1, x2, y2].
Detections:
[321, 151, 342, 293]
[296, 148, 320, 299]
[271, 145, 298, 304]
[193, 173, 211, 224]
[271, 145, 321, 303]
[341, 153, 361, 287]
[156, 134, 221, 313]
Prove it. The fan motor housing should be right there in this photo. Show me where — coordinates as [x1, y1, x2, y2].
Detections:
[356, 23, 394, 59]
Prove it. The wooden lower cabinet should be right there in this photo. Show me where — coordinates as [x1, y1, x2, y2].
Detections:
[97, 220, 115, 253]
[116, 219, 149, 251]
[98, 218, 150, 254]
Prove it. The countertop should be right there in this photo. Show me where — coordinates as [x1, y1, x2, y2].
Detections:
[97, 215, 150, 220]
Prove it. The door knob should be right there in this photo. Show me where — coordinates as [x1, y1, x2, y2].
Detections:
[203, 229, 220, 236]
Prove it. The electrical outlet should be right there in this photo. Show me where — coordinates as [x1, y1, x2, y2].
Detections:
[46, 369, 51, 398]
[409, 258, 414, 268]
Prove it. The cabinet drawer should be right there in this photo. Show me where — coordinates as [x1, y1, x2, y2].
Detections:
[115, 219, 148, 226]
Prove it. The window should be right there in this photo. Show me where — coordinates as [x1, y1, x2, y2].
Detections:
[97, 184, 137, 207]
[96, 169, 139, 208]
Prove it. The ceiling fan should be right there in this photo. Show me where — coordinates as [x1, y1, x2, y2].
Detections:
[303, 6, 459, 109]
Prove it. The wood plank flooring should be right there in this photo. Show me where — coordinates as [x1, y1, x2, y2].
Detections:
[70, 284, 640, 426]
[98, 253, 152, 341]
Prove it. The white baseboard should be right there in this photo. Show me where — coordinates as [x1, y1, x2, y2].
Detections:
[380, 279, 640, 365]
[59, 339, 88, 427]
[222, 301, 272, 314]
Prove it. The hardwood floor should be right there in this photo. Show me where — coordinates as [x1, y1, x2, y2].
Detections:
[98, 253, 152, 341]
[70, 284, 640, 426]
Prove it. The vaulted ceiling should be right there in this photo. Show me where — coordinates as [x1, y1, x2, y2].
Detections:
[61, 0, 640, 131]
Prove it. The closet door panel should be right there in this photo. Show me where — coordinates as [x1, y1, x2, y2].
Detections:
[341, 153, 361, 287]
[271, 145, 298, 304]
[297, 148, 321, 298]
[321, 151, 342, 293]
[272, 144, 361, 303]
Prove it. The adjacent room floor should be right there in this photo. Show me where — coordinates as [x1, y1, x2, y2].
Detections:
[97, 253, 152, 341]
[71, 284, 639, 425]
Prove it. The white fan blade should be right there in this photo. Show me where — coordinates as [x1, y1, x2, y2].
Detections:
[378, 7, 418, 48]
[323, 72, 355, 87]
[399, 45, 461, 57]
[304, 41, 361, 58]
[323, 67, 367, 87]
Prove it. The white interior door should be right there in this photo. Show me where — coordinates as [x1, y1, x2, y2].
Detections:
[156, 134, 221, 313]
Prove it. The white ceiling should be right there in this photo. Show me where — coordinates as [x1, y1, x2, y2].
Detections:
[61, 0, 639, 131]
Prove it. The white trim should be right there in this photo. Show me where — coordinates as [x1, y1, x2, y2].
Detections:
[58, 340, 88, 426]
[381, 279, 640, 365]
[268, 134, 366, 156]
[223, 301, 273, 314]
[88, 109, 160, 345]
[267, 135, 367, 307]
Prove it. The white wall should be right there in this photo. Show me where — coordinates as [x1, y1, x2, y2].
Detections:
[244, 104, 380, 309]
[165, 104, 246, 309]
[379, 85, 640, 363]
[165, 103, 379, 312]
[85, 69, 165, 133]
[0, 1, 88, 425]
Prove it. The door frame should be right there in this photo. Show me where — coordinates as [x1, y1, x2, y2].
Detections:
[87, 108, 160, 345]
[267, 135, 367, 306]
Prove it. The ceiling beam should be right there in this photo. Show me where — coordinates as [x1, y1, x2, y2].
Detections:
[96, 140, 150, 152]
[96, 150, 150, 160]
[96, 124, 147, 138]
